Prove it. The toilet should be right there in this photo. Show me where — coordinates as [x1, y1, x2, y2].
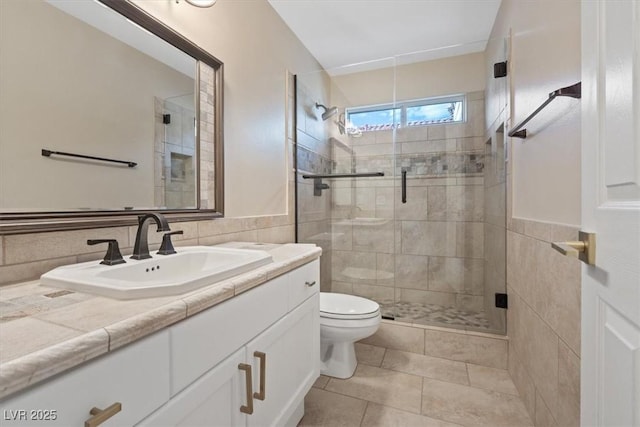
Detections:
[319, 292, 381, 378]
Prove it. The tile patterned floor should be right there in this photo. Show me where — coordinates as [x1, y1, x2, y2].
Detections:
[299, 343, 532, 427]
[379, 301, 491, 330]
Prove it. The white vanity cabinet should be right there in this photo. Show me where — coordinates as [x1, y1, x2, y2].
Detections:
[140, 296, 319, 427]
[143, 259, 320, 427]
[0, 258, 320, 427]
[0, 330, 171, 427]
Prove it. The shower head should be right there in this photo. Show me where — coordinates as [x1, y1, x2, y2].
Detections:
[315, 102, 338, 121]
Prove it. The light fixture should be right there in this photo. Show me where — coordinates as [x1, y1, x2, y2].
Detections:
[176, 0, 217, 7]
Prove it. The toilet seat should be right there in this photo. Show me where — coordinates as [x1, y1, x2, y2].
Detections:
[320, 292, 380, 320]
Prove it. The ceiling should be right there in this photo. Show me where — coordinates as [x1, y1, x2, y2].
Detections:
[268, 0, 502, 74]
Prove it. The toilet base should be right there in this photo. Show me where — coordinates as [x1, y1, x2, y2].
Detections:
[320, 339, 357, 379]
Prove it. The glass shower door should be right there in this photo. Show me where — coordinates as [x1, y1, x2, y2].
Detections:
[391, 48, 506, 334]
[327, 58, 399, 320]
[295, 58, 399, 319]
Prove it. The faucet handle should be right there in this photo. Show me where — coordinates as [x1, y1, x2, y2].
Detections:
[157, 231, 183, 255]
[87, 239, 126, 266]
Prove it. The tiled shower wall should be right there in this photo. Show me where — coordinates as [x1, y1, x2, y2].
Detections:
[330, 91, 499, 329]
[198, 63, 216, 210]
[153, 62, 214, 210]
[154, 97, 197, 209]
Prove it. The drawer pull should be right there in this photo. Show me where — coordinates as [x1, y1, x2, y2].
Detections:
[305, 281, 317, 287]
[253, 351, 266, 401]
[84, 402, 122, 427]
[238, 363, 254, 414]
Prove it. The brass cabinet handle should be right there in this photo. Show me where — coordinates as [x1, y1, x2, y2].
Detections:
[84, 402, 122, 427]
[253, 351, 266, 401]
[551, 231, 596, 265]
[305, 281, 316, 287]
[238, 363, 254, 414]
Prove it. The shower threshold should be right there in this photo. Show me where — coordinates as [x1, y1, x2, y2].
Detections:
[379, 300, 491, 330]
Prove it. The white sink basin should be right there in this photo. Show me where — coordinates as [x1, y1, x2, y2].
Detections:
[40, 246, 273, 299]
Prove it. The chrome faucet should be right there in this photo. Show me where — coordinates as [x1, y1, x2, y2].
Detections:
[131, 213, 171, 260]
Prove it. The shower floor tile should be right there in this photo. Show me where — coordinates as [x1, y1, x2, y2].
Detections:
[379, 300, 491, 330]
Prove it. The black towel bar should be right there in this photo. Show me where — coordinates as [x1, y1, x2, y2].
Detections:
[508, 82, 581, 139]
[41, 149, 137, 168]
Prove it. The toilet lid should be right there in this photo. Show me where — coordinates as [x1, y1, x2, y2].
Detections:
[320, 293, 380, 320]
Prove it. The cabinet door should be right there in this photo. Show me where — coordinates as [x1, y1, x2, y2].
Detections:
[170, 274, 289, 395]
[245, 295, 319, 427]
[0, 331, 170, 427]
[137, 348, 246, 427]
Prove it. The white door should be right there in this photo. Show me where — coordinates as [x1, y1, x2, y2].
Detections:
[581, 1, 640, 426]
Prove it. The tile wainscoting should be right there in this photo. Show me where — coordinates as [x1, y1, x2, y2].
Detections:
[506, 218, 581, 427]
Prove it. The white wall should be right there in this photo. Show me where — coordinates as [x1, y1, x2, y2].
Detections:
[396, 52, 486, 102]
[132, 0, 323, 218]
[489, 0, 581, 226]
[329, 53, 485, 108]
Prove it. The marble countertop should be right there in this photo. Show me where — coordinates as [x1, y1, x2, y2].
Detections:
[0, 242, 321, 400]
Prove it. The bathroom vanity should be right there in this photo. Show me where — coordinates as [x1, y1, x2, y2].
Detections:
[0, 244, 320, 427]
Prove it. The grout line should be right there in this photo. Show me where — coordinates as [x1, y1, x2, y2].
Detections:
[379, 347, 387, 367]
[423, 328, 427, 354]
[507, 281, 570, 355]
[558, 334, 581, 360]
[318, 387, 377, 407]
[464, 362, 471, 386]
[358, 401, 369, 427]
[419, 376, 425, 416]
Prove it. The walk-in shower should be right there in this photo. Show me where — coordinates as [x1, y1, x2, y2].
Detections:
[295, 52, 507, 335]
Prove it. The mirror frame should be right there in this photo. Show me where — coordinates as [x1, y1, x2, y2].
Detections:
[0, 0, 224, 235]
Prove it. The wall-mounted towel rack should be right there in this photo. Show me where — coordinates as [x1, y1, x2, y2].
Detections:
[508, 82, 581, 139]
[41, 149, 137, 168]
[302, 172, 384, 196]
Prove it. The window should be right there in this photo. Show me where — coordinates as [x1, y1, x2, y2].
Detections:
[346, 95, 465, 132]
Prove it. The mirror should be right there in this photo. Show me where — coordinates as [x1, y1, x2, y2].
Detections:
[0, 0, 224, 233]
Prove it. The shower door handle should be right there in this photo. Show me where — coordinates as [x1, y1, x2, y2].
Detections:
[401, 170, 407, 204]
